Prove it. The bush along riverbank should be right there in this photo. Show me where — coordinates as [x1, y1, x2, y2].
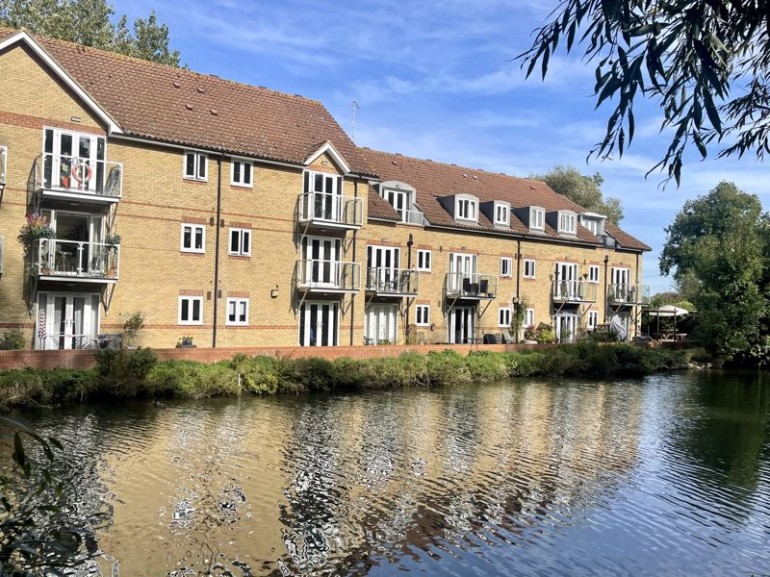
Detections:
[0, 344, 702, 410]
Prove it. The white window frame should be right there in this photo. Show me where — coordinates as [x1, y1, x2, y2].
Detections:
[183, 151, 208, 181]
[494, 202, 510, 226]
[230, 158, 253, 187]
[498, 307, 512, 327]
[228, 228, 251, 256]
[587, 311, 599, 330]
[178, 296, 203, 325]
[525, 308, 535, 328]
[500, 257, 512, 277]
[180, 223, 206, 253]
[588, 265, 600, 283]
[226, 297, 249, 326]
[417, 249, 432, 272]
[558, 210, 577, 234]
[530, 207, 545, 231]
[415, 304, 430, 326]
[455, 194, 478, 222]
[523, 259, 536, 279]
[581, 216, 599, 235]
[0, 145, 6, 184]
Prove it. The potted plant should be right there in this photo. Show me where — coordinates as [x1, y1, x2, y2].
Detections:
[177, 336, 195, 348]
[105, 233, 121, 249]
[18, 213, 55, 260]
[523, 326, 538, 344]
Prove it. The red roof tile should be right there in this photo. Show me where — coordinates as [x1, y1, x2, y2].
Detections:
[0, 28, 375, 176]
[360, 148, 650, 247]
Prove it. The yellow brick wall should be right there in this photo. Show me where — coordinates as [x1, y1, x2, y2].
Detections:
[362, 221, 644, 343]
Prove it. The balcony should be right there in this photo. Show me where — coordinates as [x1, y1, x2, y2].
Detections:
[445, 273, 497, 299]
[366, 267, 419, 296]
[297, 192, 362, 231]
[401, 208, 428, 226]
[295, 259, 360, 293]
[551, 280, 597, 303]
[32, 154, 123, 207]
[32, 238, 119, 282]
[608, 283, 650, 305]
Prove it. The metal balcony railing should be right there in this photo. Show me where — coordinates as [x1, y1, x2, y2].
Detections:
[445, 272, 497, 299]
[33, 238, 119, 279]
[551, 280, 597, 302]
[297, 192, 362, 228]
[295, 259, 360, 292]
[608, 283, 651, 305]
[33, 153, 123, 199]
[366, 267, 419, 295]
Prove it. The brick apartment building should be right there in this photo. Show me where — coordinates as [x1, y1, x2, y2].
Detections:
[0, 29, 650, 350]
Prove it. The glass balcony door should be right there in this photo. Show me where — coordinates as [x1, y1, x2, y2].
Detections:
[367, 245, 400, 291]
[36, 292, 99, 350]
[304, 236, 341, 288]
[554, 262, 579, 299]
[44, 128, 105, 193]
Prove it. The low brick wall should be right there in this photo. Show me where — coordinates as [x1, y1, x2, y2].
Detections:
[0, 343, 549, 371]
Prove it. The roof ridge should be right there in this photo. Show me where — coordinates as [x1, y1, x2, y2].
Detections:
[4, 27, 323, 106]
[361, 146, 545, 184]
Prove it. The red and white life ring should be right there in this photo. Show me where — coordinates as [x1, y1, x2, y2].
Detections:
[71, 161, 93, 184]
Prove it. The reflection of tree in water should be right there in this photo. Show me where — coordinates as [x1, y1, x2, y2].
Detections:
[669, 372, 770, 512]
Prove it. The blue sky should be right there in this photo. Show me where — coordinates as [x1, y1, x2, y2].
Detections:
[115, 0, 770, 294]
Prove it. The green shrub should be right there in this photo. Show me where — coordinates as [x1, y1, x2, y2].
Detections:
[424, 350, 471, 386]
[465, 350, 510, 382]
[93, 347, 159, 396]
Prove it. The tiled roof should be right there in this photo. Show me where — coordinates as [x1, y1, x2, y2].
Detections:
[367, 189, 401, 221]
[603, 221, 651, 251]
[360, 148, 653, 248]
[0, 28, 376, 176]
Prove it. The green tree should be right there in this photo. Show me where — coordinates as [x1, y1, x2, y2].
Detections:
[660, 181, 768, 356]
[0, 0, 180, 66]
[520, 1, 770, 184]
[532, 164, 623, 223]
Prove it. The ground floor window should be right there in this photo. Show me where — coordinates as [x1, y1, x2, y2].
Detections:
[36, 292, 99, 350]
[299, 301, 339, 346]
[365, 303, 398, 344]
[226, 298, 249, 325]
[415, 304, 430, 326]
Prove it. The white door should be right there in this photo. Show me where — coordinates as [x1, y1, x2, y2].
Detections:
[367, 245, 400, 291]
[299, 302, 339, 346]
[555, 262, 579, 299]
[365, 304, 398, 344]
[611, 268, 631, 300]
[554, 313, 579, 343]
[449, 253, 477, 293]
[44, 128, 105, 192]
[306, 172, 342, 221]
[449, 306, 475, 344]
[36, 293, 99, 350]
[304, 237, 341, 288]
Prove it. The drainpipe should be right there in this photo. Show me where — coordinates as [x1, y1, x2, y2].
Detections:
[634, 252, 640, 337]
[603, 254, 609, 323]
[350, 180, 358, 346]
[515, 238, 522, 302]
[406, 233, 414, 338]
[212, 154, 223, 348]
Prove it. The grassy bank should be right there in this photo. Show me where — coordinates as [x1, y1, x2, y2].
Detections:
[0, 344, 701, 410]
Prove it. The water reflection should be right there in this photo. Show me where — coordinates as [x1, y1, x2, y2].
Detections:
[8, 373, 770, 576]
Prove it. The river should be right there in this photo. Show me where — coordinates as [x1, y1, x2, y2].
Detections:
[5, 371, 770, 576]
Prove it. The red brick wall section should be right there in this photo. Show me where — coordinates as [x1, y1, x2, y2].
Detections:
[0, 344, 551, 371]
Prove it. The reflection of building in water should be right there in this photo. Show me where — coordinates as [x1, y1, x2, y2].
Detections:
[66, 384, 644, 576]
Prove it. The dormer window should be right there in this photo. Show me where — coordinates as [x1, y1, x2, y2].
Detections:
[580, 213, 606, 236]
[494, 202, 510, 226]
[558, 210, 577, 234]
[456, 194, 478, 222]
[380, 181, 423, 224]
[530, 207, 545, 231]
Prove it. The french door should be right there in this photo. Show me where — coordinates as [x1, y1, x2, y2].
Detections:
[36, 293, 99, 350]
[367, 245, 400, 291]
[449, 306, 475, 344]
[299, 302, 339, 347]
[554, 312, 579, 343]
[304, 237, 341, 288]
[554, 262, 579, 299]
[43, 128, 105, 192]
[43, 210, 104, 274]
[305, 171, 342, 221]
[611, 268, 632, 301]
[449, 253, 477, 293]
[365, 304, 398, 344]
